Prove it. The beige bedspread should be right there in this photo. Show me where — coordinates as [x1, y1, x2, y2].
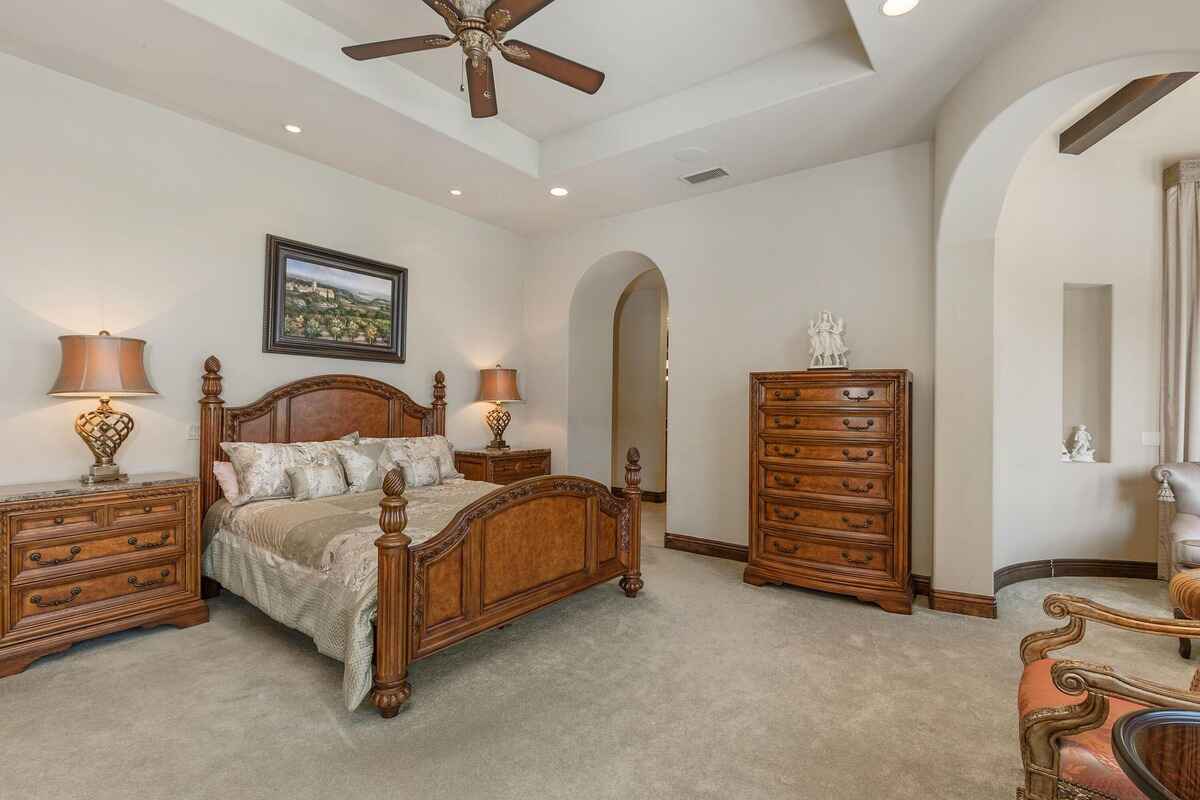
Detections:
[201, 478, 499, 711]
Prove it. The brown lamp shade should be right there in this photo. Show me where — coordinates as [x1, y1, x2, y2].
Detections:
[478, 365, 522, 403]
[48, 332, 158, 398]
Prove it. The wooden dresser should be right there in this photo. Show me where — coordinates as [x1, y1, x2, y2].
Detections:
[744, 370, 913, 614]
[454, 447, 552, 485]
[0, 473, 208, 677]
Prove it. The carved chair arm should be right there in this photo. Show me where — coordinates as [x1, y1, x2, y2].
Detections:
[1052, 660, 1200, 711]
[1021, 593, 1200, 663]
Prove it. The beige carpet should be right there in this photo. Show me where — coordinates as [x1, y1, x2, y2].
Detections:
[2, 503, 1195, 800]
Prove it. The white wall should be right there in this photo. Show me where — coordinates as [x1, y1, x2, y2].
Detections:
[992, 80, 1200, 568]
[0, 53, 529, 486]
[613, 280, 668, 493]
[525, 143, 935, 571]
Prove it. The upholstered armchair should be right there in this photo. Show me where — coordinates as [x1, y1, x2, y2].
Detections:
[1152, 463, 1200, 577]
[1017, 594, 1200, 800]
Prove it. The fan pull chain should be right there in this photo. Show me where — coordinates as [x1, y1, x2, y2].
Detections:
[460, 58, 466, 93]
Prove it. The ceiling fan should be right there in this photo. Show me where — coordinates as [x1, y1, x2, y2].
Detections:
[342, 0, 605, 119]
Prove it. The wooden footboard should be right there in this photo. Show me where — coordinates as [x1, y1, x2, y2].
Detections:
[371, 449, 644, 718]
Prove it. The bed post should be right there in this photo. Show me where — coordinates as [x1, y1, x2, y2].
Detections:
[432, 371, 446, 436]
[373, 469, 413, 718]
[199, 356, 224, 516]
[619, 447, 644, 598]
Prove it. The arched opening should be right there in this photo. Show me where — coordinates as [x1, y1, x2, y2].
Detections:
[933, 32, 1200, 604]
[567, 251, 669, 542]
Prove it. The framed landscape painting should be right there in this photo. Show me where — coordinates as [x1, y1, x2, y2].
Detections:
[263, 235, 407, 363]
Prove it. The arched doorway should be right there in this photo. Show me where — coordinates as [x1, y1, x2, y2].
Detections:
[931, 0, 1200, 603]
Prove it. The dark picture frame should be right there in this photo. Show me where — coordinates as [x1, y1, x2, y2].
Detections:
[263, 235, 407, 364]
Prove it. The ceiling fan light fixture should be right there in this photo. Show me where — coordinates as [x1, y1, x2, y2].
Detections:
[549, 187, 569, 198]
[283, 123, 303, 134]
[450, 189, 464, 196]
[880, 0, 920, 16]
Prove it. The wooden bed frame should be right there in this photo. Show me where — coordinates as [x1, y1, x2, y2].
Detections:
[198, 356, 643, 718]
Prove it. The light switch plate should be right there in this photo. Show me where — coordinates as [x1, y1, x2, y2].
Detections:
[1142, 431, 1161, 447]
[187, 424, 201, 441]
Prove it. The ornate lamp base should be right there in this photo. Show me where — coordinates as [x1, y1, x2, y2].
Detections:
[485, 403, 511, 450]
[75, 398, 133, 484]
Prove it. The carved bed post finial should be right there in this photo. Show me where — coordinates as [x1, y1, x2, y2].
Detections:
[199, 356, 226, 517]
[373, 468, 413, 719]
[432, 371, 447, 436]
[619, 447, 644, 598]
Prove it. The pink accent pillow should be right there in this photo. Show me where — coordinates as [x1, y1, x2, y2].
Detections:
[213, 461, 248, 506]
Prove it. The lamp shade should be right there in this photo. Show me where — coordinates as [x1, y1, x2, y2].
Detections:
[48, 332, 158, 398]
[478, 365, 522, 403]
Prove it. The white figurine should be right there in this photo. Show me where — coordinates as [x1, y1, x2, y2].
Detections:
[1060, 441, 1071, 462]
[808, 311, 850, 370]
[1069, 425, 1095, 463]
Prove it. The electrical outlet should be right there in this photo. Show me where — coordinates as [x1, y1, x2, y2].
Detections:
[187, 424, 201, 441]
[1142, 431, 1161, 447]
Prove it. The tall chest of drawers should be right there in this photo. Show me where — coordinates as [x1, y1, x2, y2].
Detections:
[745, 370, 913, 614]
[0, 473, 208, 677]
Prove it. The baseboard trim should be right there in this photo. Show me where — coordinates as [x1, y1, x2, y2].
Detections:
[664, 532, 748, 563]
[994, 559, 1158, 592]
[929, 589, 998, 619]
[912, 574, 931, 599]
[612, 487, 666, 504]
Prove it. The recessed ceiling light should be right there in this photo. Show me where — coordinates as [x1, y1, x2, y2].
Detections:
[283, 123, 303, 134]
[881, 0, 919, 16]
[449, 189, 463, 196]
[549, 187, 569, 197]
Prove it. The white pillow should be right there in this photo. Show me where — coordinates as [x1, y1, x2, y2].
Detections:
[287, 462, 348, 501]
[365, 436, 462, 481]
[212, 461, 249, 506]
[220, 440, 343, 502]
[400, 456, 441, 488]
[335, 440, 388, 493]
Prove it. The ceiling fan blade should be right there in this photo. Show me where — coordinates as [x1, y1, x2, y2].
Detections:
[500, 40, 604, 94]
[466, 55, 499, 118]
[486, 0, 556, 32]
[342, 35, 455, 61]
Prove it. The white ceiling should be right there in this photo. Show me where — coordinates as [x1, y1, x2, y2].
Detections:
[0, 0, 1043, 235]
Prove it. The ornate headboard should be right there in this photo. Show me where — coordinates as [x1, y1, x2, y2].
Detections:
[198, 355, 446, 514]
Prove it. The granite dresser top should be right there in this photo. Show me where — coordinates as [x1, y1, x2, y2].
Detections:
[0, 472, 197, 505]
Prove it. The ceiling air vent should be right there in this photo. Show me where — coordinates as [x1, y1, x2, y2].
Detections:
[680, 167, 730, 185]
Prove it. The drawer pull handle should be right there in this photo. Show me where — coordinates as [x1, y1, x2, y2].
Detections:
[775, 509, 801, 521]
[30, 586, 82, 608]
[842, 419, 875, 431]
[843, 390, 876, 402]
[29, 546, 83, 566]
[841, 480, 875, 494]
[772, 390, 800, 401]
[142, 505, 153, 514]
[841, 516, 874, 530]
[772, 541, 801, 556]
[53, 516, 65, 525]
[841, 551, 875, 566]
[772, 474, 801, 487]
[842, 449, 875, 462]
[772, 416, 800, 429]
[772, 447, 800, 458]
[128, 532, 170, 551]
[128, 570, 171, 590]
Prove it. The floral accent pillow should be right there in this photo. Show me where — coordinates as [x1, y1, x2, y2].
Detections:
[399, 456, 441, 488]
[287, 462, 348, 501]
[335, 440, 388, 494]
[220, 440, 343, 502]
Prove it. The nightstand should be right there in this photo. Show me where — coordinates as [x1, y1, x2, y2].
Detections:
[0, 472, 208, 678]
[455, 447, 551, 485]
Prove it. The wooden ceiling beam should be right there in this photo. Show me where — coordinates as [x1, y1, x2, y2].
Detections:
[1059, 72, 1197, 156]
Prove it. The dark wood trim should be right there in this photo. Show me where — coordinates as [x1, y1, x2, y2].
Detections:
[612, 486, 665, 504]
[1060, 73, 1197, 155]
[929, 589, 997, 620]
[912, 574, 931, 599]
[664, 532, 748, 563]
[994, 559, 1158, 592]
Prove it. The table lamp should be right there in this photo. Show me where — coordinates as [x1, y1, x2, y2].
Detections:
[478, 364, 521, 450]
[48, 331, 158, 484]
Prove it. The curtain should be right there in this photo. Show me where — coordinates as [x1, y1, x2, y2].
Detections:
[1162, 161, 1200, 576]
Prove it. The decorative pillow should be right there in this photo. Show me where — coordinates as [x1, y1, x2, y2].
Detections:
[212, 461, 249, 506]
[220, 440, 343, 502]
[400, 456, 441, 488]
[287, 462, 348, 501]
[370, 436, 463, 481]
[335, 440, 388, 494]
[339, 431, 361, 445]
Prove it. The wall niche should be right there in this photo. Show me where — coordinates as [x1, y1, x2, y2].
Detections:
[1062, 283, 1112, 463]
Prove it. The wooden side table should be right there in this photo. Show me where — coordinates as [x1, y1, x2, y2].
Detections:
[1113, 709, 1200, 800]
[454, 447, 551, 485]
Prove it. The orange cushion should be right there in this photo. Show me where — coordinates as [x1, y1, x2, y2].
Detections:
[1019, 659, 1148, 800]
[1170, 569, 1200, 619]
